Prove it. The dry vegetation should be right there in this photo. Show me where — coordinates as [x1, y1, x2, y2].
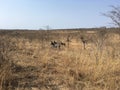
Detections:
[0, 28, 120, 90]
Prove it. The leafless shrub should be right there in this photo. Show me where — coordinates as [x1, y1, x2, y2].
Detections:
[93, 30, 108, 64]
[66, 35, 72, 48]
[103, 5, 120, 27]
[96, 30, 108, 51]
[38, 30, 52, 49]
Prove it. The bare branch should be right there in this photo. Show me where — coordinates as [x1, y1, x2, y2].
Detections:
[103, 6, 120, 27]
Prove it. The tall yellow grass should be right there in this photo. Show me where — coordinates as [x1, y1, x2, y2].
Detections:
[0, 30, 120, 90]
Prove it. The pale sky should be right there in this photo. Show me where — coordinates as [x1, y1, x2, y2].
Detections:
[0, 0, 119, 29]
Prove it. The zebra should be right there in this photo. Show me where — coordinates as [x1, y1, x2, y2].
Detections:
[51, 41, 59, 48]
[50, 41, 65, 49]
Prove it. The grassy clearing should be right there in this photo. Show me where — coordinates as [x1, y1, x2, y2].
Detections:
[0, 29, 120, 90]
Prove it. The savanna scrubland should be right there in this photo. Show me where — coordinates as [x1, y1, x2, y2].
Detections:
[0, 28, 120, 90]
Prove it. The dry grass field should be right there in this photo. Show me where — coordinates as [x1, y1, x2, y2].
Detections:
[0, 28, 120, 90]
